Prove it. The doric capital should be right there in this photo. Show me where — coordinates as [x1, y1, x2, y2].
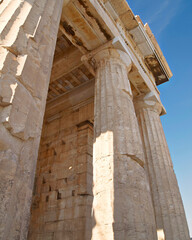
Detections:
[92, 47, 133, 98]
[82, 45, 132, 72]
[93, 47, 132, 68]
[134, 92, 163, 115]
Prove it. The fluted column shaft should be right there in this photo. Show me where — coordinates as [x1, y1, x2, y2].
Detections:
[92, 48, 157, 240]
[135, 94, 190, 240]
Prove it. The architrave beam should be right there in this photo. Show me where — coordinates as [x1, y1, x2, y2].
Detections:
[50, 46, 83, 83]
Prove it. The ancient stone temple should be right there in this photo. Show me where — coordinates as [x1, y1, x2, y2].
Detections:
[0, 0, 190, 239]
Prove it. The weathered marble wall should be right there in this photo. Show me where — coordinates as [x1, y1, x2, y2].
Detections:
[28, 102, 94, 240]
[0, 0, 63, 239]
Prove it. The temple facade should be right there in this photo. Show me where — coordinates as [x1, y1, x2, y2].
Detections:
[0, 0, 190, 239]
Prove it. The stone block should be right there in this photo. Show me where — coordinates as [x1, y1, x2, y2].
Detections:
[29, 99, 94, 238]
[1, 81, 42, 140]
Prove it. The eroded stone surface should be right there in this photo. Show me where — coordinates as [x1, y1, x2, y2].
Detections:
[0, 0, 63, 239]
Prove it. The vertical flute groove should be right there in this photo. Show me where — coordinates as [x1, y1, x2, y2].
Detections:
[92, 49, 157, 240]
[135, 98, 190, 240]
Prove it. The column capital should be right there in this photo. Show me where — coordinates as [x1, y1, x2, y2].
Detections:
[81, 42, 132, 72]
[134, 92, 163, 115]
[94, 47, 131, 67]
[90, 47, 133, 99]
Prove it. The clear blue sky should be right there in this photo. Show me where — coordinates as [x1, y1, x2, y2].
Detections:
[127, 0, 192, 236]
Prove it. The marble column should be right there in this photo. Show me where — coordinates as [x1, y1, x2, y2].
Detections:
[0, 0, 63, 239]
[92, 48, 157, 240]
[135, 93, 190, 240]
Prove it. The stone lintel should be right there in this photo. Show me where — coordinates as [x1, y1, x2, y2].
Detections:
[45, 79, 95, 121]
[50, 46, 83, 83]
[103, 2, 172, 85]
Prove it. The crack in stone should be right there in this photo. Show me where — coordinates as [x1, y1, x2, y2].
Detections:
[122, 153, 144, 168]
[61, 21, 88, 51]
[77, 0, 111, 40]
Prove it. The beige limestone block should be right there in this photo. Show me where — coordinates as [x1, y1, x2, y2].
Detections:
[28, 107, 94, 240]
[0, 0, 64, 239]
[135, 92, 190, 240]
[92, 48, 157, 240]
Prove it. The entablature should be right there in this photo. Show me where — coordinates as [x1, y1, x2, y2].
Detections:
[61, 0, 172, 88]
[47, 0, 171, 116]
[102, 0, 173, 85]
